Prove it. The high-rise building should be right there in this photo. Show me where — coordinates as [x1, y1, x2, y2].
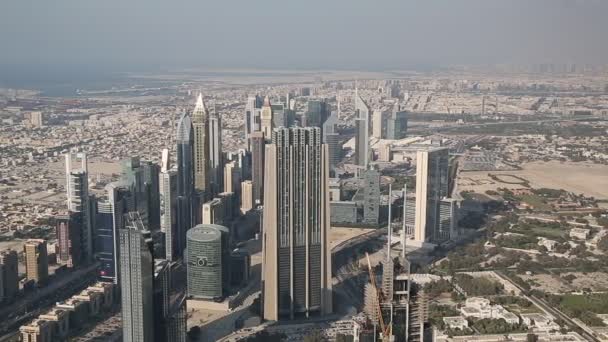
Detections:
[143, 161, 161, 232]
[96, 183, 134, 283]
[245, 95, 261, 151]
[24, 239, 49, 285]
[120, 212, 154, 342]
[414, 148, 450, 244]
[56, 212, 82, 268]
[250, 131, 265, 205]
[304, 99, 330, 128]
[439, 198, 458, 241]
[160, 149, 180, 261]
[176, 111, 194, 249]
[260, 96, 273, 141]
[29, 111, 43, 128]
[361, 169, 380, 225]
[121, 157, 150, 230]
[187, 224, 230, 300]
[0, 250, 19, 303]
[322, 111, 341, 171]
[386, 103, 408, 140]
[209, 110, 223, 195]
[153, 260, 186, 342]
[371, 109, 387, 139]
[65, 153, 93, 263]
[223, 161, 241, 195]
[192, 93, 211, 194]
[354, 93, 370, 168]
[262, 127, 332, 320]
[240, 180, 253, 214]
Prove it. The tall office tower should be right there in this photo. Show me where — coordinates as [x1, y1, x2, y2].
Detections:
[120, 212, 154, 342]
[354, 92, 370, 168]
[305, 99, 330, 128]
[223, 161, 241, 195]
[371, 109, 386, 139]
[192, 93, 211, 194]
[322, 111, 341, 171]
[245, 95, 261, 151]
[153, 260, 170, 341]
[414, 148, 450, 244]
[262, 127, 332, 320]
[0, 250, 19, 303]
[121, 157, 150, 229]
[143, 161, 161, 232]
[97, 183, 134, 283]
[166, 298, 187, 342]
[187, 224, 230, 300]
[24, 239, 49, 285]
[271, 101, 285, 128]
[208, 109, 223, 195]
[260, 96, 273, 140]
[240, 180, 253, 214]
[176, 111, 194, 246]
[361, 169, 380, 225]
[56, 212, 82, 268]
[160, 149, 180, 261]
[386, 103, 408, 140]
[250, 131, 265, 205]
[65, 153, 93, 263]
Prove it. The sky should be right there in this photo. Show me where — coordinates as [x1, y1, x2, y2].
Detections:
[0, 0, 607, 72]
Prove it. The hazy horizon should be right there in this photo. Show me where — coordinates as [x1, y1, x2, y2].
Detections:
[1, 0, 607, 75]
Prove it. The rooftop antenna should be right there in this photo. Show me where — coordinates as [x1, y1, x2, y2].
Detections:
[387, 183, 392, 262]
[402, 184, 407, 260]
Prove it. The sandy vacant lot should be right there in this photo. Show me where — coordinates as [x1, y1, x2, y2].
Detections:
[458, 161, 608, 200]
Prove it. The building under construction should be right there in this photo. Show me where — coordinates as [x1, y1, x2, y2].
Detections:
[363, 185, 429, 342]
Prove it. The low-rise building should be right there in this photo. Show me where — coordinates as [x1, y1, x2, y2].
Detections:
[39, 308, 70, 340]
[570, 228, 590, 240]
[443, 316, 469, 330]
[20, 319, 54, 342]
[521, 313, 560, 332]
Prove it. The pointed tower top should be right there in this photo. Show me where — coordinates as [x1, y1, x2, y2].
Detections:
[263, 95, 271, 107]
[192, 92, 208, 119]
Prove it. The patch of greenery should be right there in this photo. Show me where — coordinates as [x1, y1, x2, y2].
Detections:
[471, 318, 527, 334]
[453, 274, 504, 296]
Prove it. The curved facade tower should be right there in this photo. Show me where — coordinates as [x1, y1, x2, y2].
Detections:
[186, 224, 229, 300]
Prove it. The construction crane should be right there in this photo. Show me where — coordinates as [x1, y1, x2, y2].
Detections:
[366, 253, 392, 341]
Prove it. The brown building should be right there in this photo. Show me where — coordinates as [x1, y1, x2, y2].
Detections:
[0, 249, 19, 302]
[24, 239, 49, 285]
[55, 213, 82, 268]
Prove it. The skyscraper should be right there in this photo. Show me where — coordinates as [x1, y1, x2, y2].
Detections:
[250, 131, 265, 205]
[176, 111, 194, 251]
[120, 212, 154, 342]
[208, 109, 223, 195]
[65, 153, 93, 263]
[245, 95, 261, 151]
[240, 180, 253, 214]
[223, 161, 241, 195]
[192, 93, 211, 194]
[121, 157, 149, 230]
[262, 127, 332, 320]
[56, 212, 82, 268]
[0, 250, 19, 303]
[153, 260, 186, 342]
[187, 224, 230, 300]
[24, 239, 49, 285]
[360, 169, 380, 225]
[305, 99, 330, 128]
[97, 183, 134, 283]
[414, 148, 450, 244]
[322, 111, 341, 171]
[260, 96, 273, 141]
[386, 103, 408, 140]
[143, 161, 161, 232]
[160, 149, 180, 261]
[354, 92, 370, 168]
